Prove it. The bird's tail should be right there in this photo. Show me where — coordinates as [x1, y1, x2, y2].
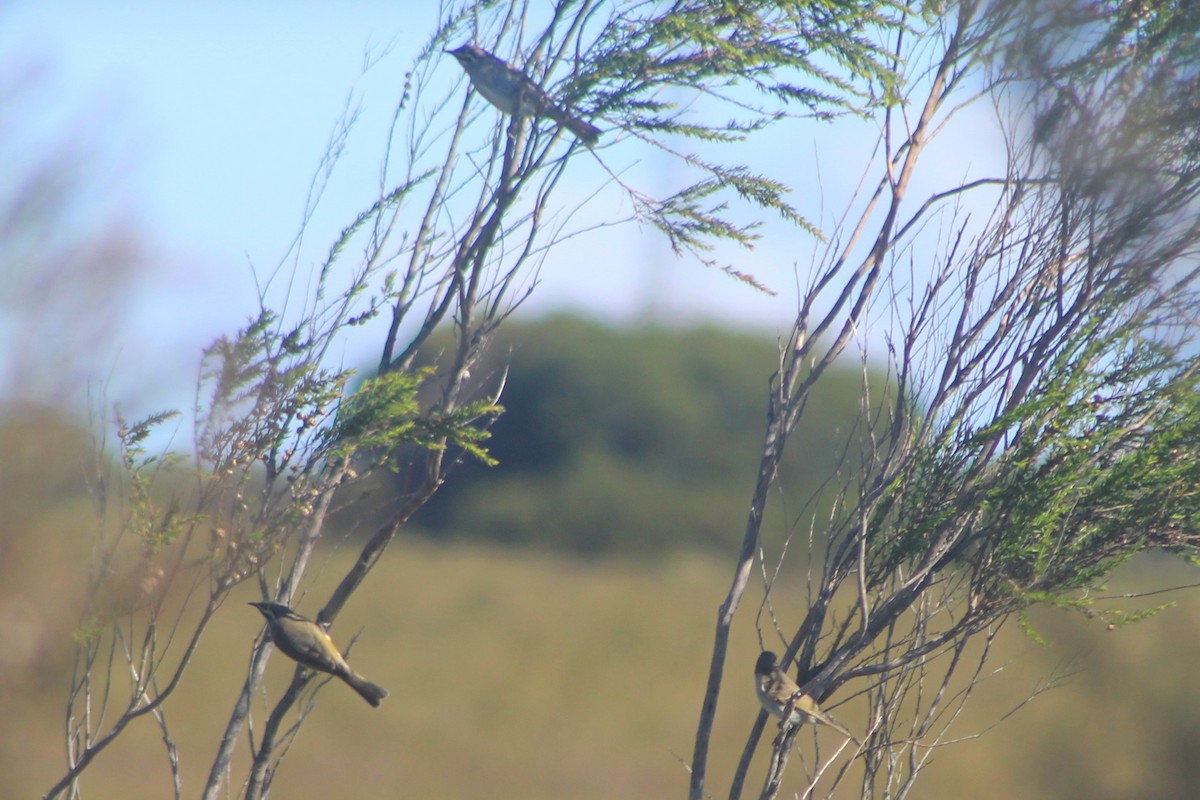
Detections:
[342, 672, 389, 708]
[552, 109, 601, 146]
[821, 714, 860, 747]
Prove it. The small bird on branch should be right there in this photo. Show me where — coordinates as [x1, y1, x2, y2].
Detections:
[754, 651, 859, 745]
[251, 601, 389, 708]
[447, 43, 601, 146]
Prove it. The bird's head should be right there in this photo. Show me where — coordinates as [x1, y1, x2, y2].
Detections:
[249, 601, 294, 621]
[755, 651, 779, 677]
[446, 43, 487, 67]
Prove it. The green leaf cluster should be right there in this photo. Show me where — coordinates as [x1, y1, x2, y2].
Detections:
[196, 310, 350, 476]
[332, 366, 501, 468]
[872, 317, 1200, 618]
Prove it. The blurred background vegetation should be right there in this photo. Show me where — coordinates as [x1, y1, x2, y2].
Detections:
[383, 315, 886, 557]
[4, 320, 1200, 798]
[6, 2, 1200, 797]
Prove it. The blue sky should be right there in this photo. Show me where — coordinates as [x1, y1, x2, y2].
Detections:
[0, 2, 808, 407]
[0, 2, 1007, 416]
[1, 3, 441, 408]
[4, 2, 434, 311]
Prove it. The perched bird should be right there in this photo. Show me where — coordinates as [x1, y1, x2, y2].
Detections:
[447, 43, 601, 146]
[250, 601, 389, 708]
[754, 651, 859, 745]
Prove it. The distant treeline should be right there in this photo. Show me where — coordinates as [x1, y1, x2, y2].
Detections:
[345, 315, 891, 557]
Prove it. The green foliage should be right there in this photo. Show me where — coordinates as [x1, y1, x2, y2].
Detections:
[334, 368, 429, 452]
[1095, 602, 1175, 627]
[197, 309, 351, 476]
[415, 400, 503, 468]
[1018, 592, 1174, 644]
[332, 367, 501, 468]
[70, 615, 105, 647]
[978, 334, 1200, 602]
[582, 1, 908, 122]
[869, 309, 1200, 621]
[115, 411, 181, 457]
[114, 411, 190, 555]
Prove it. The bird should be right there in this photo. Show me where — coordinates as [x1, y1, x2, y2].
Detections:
[754, 651, 859, 745]
[446, 43, 601, 146]
[250, 601, 389, 708]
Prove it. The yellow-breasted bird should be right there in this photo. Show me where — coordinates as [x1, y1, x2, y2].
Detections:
[447, 43, 601, 146]
[250, 601, 389, 708]
[754, 651, 859, 745]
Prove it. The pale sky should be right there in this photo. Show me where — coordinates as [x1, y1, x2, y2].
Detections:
[0, 2, 1006, 416]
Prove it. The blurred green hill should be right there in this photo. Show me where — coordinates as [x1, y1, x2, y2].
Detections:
[394, 315, 886, 556]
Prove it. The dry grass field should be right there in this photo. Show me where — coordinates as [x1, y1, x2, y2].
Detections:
[6, 535, 1200, 799]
